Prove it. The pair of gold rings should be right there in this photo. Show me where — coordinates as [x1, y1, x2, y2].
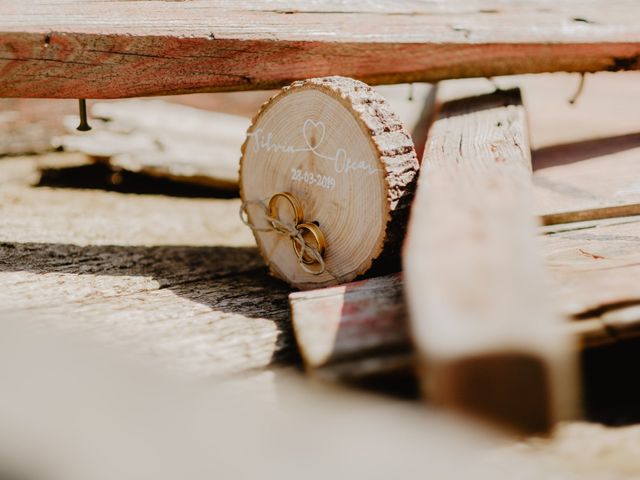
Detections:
[268, 192, 326, 265]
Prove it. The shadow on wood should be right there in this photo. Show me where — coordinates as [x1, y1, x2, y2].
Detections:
[36, 162, 239, 198]
[0, 242, 297, 369]
[532, 132, 640, 170]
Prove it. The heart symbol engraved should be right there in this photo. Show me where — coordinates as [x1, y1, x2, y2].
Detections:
[302, 119, 326, 151]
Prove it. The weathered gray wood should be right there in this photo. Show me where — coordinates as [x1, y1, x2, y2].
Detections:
[2, 1, 640, 98]
[0, 153, 294, 378]
[290, 274, 412, 378]
[404, 88, 579, 434]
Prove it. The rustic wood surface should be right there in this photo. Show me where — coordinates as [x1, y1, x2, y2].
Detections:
[288, 262, 640, 378]
[0, 153, 295, 378]
[290, 274, 412, 378]
[544, 217, 640, 319]
[404, 88, 578, 434]
[436, 73, 640, 224]
[240, 76, 419, 289]
[535, 140, 640, 225]
[2, 1, 640, 98]
[0, 92, 273, 156]
[3, 100, 640, 477]
[57, 100, 250, 190]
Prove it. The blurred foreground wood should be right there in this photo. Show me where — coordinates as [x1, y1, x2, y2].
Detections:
[2, 1, 640, 98]
[403, 88, 578, 434]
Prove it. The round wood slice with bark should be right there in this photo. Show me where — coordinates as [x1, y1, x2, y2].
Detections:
[240, 76, 418, 289]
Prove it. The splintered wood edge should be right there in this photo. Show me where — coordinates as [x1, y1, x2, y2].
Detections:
[239, 76, 419, 289]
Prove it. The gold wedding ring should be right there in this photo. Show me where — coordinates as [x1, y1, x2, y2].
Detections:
[293, 222, 326, 264]
[268, 192, 304, 227]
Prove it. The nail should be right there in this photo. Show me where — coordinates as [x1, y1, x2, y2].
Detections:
[77, 99, 92, 131]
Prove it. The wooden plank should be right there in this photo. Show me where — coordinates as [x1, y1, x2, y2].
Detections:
[290, 274, 412, 378]
[533, 135, 640, 225]
[436, 74, 640, 226]
[288, 268, 640, 380]
[1, 1, 640, 98]
[403, 88, 578, 434]
[0, 153, 294, 378]
[543, 216, 640, 319]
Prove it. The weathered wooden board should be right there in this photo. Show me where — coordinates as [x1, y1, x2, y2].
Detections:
[534, 138, 640, 225]
[435, 73, 640, 225]
[290, 274, 412, 378]
[289, 256, 640, 371]
[544, 216, 640, 320]
[240, 76, 419, 289]
[404, 88, 578, 434]
[2, 1, 640, 98]
[0, 153, 294, 378]
[57, 100, 250, 190]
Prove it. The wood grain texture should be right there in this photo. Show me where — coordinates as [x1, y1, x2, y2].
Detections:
[290, 274, 412, 378]
[0, 153, 294, 378]
[435, 73, 640, 226]
[543, 216, 640, 320]
[288, 235, 640, 378]
[404, 88, 578, 434]
[240, 76, 419, 289]
[2, 1, 640, 98]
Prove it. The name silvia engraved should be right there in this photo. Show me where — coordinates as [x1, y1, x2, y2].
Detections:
[247, 119, 381, 176]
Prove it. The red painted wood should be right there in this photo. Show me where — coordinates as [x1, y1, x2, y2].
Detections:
[1, 1, 640, 98]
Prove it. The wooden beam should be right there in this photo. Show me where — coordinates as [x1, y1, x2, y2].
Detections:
[1, 1, 640, 98]
[403, 88, 579, 435]
[289, 269, 640, 382]
[290, 274, 413, 379]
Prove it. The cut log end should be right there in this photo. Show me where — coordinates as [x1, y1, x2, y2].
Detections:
[240, 76, 419, 289]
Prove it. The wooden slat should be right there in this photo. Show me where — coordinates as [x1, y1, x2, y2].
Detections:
[0, 153, 294, 378]
[403, 88, 578, 434]
[1, 1, 640, 98]
[290, 274, 412, 378]
[56, 99, 251, 190]
[533, 135, 640, 225]
[543, 216, 640, 319]
[288, 267, 640, 379]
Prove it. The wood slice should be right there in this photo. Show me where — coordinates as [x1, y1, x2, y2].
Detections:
[240, 76, 419, 289]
